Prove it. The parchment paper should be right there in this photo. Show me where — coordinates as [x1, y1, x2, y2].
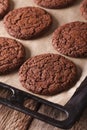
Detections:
[0, 0, 86, 105]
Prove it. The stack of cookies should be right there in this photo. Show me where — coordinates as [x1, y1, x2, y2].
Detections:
[0, 0, 87, 96]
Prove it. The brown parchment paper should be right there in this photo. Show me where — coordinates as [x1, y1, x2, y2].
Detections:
[0, 0, 86, 105]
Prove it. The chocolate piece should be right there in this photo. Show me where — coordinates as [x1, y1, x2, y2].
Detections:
[34, 0, 75, 9]
[4, 7, 52, 40]
[80, 0, 87, 20]
[52, 21, 87, 58]
[0, 37, 25, 74]
[19, 53, 77, 95]
[0, 0, 9, 18]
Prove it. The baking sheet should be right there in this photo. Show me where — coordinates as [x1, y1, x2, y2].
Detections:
[0, 0, 86, 105]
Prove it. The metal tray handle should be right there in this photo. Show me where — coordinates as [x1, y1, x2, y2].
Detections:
[0, 77, 87, 129]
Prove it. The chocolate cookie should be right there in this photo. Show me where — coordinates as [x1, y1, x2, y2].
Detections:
[4, 7, 52, 40]
[0, 37, 25, 74]
[19, 53, 77, 95]
[52, 21, 87, 58]
[34, 0, 75, 9]
[80, 0, 87, 20]
[0, 0, 9, 18]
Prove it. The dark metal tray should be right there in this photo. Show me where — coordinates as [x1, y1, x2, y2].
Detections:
[0, 77, 87, 129]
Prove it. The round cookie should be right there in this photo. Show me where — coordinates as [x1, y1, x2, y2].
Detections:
[4, 7, 52, 40]
[52, 21, 87, 58]
[34, 0, 75, 9]
[0, 0, 9, 18]
[0, 37, 25, 74]
[19, 53, 77, 95]
[80, 0, 87, 20]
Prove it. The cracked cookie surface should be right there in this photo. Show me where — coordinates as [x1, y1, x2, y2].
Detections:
[19, 53, 77, 95]
[52, 21, 87, 58]
[34, 0, 75, 9]
[0, 37, 25, 74]
[4, 7, 52, 40]
[0, 0, 9, 18]
[80, 0, 87, 20]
